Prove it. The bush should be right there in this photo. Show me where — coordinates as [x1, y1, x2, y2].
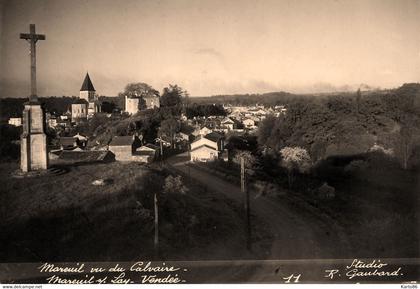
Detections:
[253, 181, 285, 197]
[0, 124, 21, 161]
[344, 160, 369, 173]
[163, 175, 188, 195]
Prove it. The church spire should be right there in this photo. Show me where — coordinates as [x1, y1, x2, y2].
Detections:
[80, 72, 95, 92]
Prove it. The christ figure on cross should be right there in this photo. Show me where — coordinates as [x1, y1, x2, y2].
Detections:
[20, 24, 45, 102]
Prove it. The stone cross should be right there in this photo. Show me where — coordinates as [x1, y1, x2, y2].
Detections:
[20, 24, 45, 102]
[19, 24, 48, 172]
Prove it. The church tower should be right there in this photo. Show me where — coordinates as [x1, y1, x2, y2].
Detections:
[79, 72, 96, 102]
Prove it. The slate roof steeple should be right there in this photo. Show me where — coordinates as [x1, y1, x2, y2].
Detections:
[80, 72, 95, 92]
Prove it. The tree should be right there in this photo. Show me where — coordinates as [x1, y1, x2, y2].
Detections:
[120, 83, 159, 99]
[393, 117, 420, 169]
[257, 114, 293, 151]
[158, 117, 180, 148]
[279, 146, 312, 189]
[233, 150, 256, 169]
[160, 84, 186, 107]
[382, 84, 420, 169]
[257, 114, 277, 147]
[186, 104, 226, 118]
[163, 175, 188, 194]
[101, 101, 116, 113]
[0, 124, 21, 161]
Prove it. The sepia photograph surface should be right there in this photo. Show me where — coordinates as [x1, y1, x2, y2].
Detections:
[0, 0, 419, 284]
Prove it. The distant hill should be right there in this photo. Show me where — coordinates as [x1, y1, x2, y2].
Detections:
[190, 86, 395, 106]
[190, 91, 295, 106]
[1, 83, 419, 121]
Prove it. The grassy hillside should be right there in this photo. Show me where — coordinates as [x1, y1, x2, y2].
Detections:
[0, 161, 257, 261]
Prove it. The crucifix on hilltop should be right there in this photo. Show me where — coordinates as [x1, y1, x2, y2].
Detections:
[20, 24, 45, 102]
[19, 24, 48, 172]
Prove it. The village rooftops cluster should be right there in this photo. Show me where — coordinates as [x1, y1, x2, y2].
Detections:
[10, 99, 288, 165]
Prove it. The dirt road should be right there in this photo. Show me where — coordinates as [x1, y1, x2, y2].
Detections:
[167, 153, 351, 261]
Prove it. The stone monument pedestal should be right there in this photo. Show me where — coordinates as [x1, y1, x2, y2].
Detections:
[20, 103, 48, 172]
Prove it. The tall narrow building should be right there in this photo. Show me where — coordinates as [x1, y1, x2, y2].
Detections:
[79, 72, 100, 117]
[80, 72, 96, 102]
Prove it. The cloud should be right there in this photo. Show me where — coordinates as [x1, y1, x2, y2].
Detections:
[191, 47, 226, 68]
[193, 48, 224, 59]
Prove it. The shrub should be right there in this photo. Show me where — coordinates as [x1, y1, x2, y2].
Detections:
[163, 175, 188, 195]
[344, 159, 369, 173]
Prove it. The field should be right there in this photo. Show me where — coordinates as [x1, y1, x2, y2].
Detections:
[0, 160, 263, 262]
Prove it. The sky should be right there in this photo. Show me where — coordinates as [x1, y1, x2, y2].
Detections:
[1, 0, 420, 97]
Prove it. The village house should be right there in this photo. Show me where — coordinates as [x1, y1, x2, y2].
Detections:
[203, 118, 220, 130]
[176, 131, 190, 142]
[221, 117, 235, 130]
[60, 134, 88, 151]
[56, 118, 70, 128]
[71, 99, 88, 123]
[242, 118, 256, 129]
[125, 94, 160, 115]
[228, 111, 243, 121]
[8, 117, 22, 126]
[199, 126, 213, 136]
[47, 116, 58, 128]
[108, 135, 142, 161]
[60, 112, 70, 121]
[73, 133, 88, 147]
[134, 143, 160, 163]
[190, 132, 225, 162]
[144, 96, 160, 109]
[60, 137, 78, 150]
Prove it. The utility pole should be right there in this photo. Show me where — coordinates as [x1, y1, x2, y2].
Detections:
[187, 143, 191, 182]
[241, 157, 251, 251]
[154, 191, 159, 257]
[159, 137, 163, 168]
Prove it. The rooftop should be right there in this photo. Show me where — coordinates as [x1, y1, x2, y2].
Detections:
[72, 99, 89, 105]
[80, 72, 96, 92]
[204, 132, 223, 142]
[109, 135, 135, 146]
[60, 137, 77, 146]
